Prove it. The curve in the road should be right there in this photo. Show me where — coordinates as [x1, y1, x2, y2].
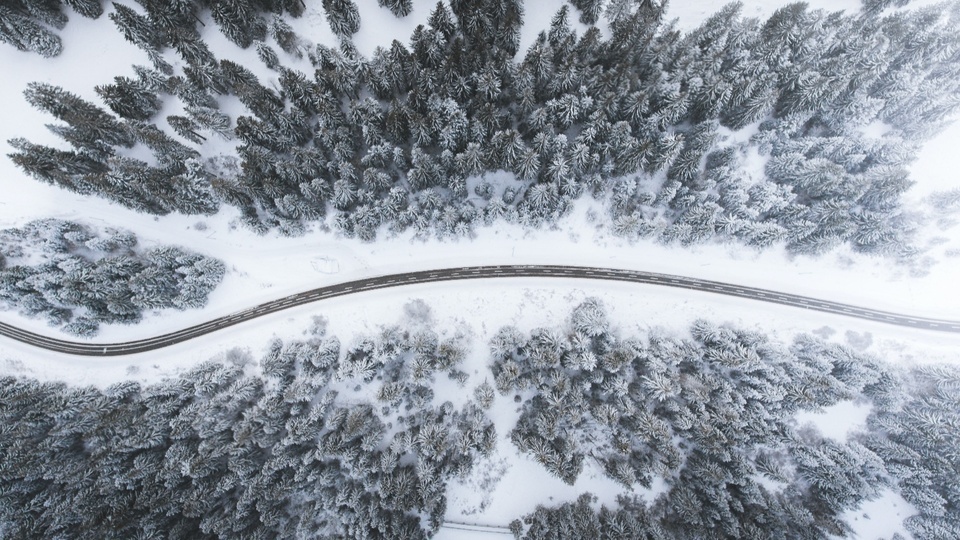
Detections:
[1, 265, 958, 357]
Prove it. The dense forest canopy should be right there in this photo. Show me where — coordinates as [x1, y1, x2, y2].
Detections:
[4, 0, 959, 260]
[1, 303, 958, 538]
[0, 316, 494, 539]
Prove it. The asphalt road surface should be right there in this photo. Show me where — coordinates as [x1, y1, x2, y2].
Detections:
[1, 265, 957, 357]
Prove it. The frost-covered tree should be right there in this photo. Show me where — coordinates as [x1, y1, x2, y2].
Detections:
[378, 0, 412, 17]
[0, 0, 102, 56]
[210, 0, 267, 48]
[95, 74, 162, 121]
[23, 82, 133, 149]
[570, 0, 603, 25]
[0, 219, 224, 335]
[322, 0, 360, 36]
[0, 5, 62, 57]
[110, 3, 158, 44]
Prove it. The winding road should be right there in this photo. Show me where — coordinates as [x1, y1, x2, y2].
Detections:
[1, 265, 957, 356]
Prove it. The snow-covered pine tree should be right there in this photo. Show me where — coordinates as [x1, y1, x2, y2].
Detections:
[210, 0, 266, 48]
[322, 0, 360, 37]
[378, 0, 412, 18]
[24, 82, 134, 149]
[95, 75, 162, 121]
[0, 5, 62, 57]
[570, 0, 603, 25]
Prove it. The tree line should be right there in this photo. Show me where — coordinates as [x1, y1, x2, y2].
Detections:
[496, 299, 960, 539]
[1, 301, 958, 538]
[0, 315, 494, 538]
[6, 0, 959, 258]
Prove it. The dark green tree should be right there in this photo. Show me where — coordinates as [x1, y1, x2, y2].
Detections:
[322, 0, 360, 36]
[378, 0, 412, 18]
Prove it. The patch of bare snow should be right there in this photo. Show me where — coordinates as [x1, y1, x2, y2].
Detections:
[841, 488, 917, 540]
[311, 256, 341, 274]
[752, 473, 788, 495]
[907, 120, 960, 201]
[860, 120, 895, 140]
[794, 400, 872, 443]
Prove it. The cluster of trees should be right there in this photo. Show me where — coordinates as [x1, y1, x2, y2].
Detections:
[0, 219, 224, 336]
[0, 318, 495, 538]
[515, 366, 960, 540]
[0, 0, 103, 57]
[9, 79, 219, 216]
[0, 0, 312, 58]
[336, 314, 498, 527]
[513, 493, 670, 540]
[494, 299, 959, 539]
[1, 297, 958, 538]
[7, 1, 959, 255]
[862, 365, 960, 538]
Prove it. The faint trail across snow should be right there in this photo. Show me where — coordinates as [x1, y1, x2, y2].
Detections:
[439, 521, 513, 535]
[1, 265, 958, 356]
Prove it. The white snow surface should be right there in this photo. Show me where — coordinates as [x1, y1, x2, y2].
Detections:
[841, 489, 918, 540]
[0, 0, 958, 535]
[794, 400, 872, 443]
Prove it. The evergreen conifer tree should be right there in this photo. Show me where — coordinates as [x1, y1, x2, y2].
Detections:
[211, 0, 266, 48]
[0, 5, 63, 57]
[378, 0, 412, 17]
[571, 0, 604, 25]
[95, 75, 162, 121]
[109, 2, 161, 50]
[62, 0, 103, 18]
[24, 82, 134, 148]
[322, 0, 360, 37]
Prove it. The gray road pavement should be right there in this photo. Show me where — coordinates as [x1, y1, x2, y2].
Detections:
[1, 265, 957, 356]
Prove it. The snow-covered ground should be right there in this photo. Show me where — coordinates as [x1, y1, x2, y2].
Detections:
[842, 489, 917, 540]
[1, 1, 958, 537]
[795, 400, 873, 443]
